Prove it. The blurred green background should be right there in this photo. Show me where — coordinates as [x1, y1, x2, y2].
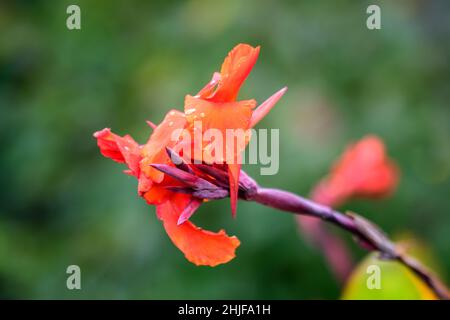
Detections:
[0, 0, 449, 299]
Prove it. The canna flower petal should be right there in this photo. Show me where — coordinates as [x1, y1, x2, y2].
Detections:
[184, 95, 255, 165]
[186, 44, 286, 216]
[143, 182, 172, 205]
[140, 110, 187, 183]
[312, 135, 399, 207]
[142, 168, 195, 205]
[199, 44, 260, 102]
[93, 128, 141, 177]
[185, 95, 255, 215]
[94, 44, 286, 265]
[227, 163, 241, 217]
[250, 87, 288, 128]
[137, 172, 153, 195]
[185, 95, 255, 136]
[157, 194, 240, 266]
[196, 72, 221, 98]
[177, 197, 203, 225]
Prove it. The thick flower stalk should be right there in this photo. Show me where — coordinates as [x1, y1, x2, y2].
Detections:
[93, 43, 449, 299]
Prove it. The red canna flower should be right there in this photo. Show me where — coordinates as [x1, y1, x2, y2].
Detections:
[94, 111, 239, 267]
[94, 44, 286, 266]
[184, 43, 287, 217]
[93, 44, 286, 267]
[311, 135, 399, 207]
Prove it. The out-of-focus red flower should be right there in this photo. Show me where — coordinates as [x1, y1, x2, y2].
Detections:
[312, 135, 399, 207]
[296, 135, 399, 281]
[185, 43, 287, 216]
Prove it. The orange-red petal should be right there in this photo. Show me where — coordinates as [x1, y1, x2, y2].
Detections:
[185, 95, 254, 162]
[138, 172, 153, 195]
[142, 171, 189, 205]
[227, 163, 240, 218]
[140, 110, 187, 183]
[250, 87, 288, 128]
[143, 184, 172, 205]
[200, 44, 260, 102]
[93, 128, 141, 177]
[196, 72, 221, 98]
[185, 95, 254, 215]
[156, 194, 240, 266]
[177, 198, 203, 225]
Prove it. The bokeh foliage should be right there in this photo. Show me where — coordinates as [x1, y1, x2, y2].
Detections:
[0, 0, 449, 299]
